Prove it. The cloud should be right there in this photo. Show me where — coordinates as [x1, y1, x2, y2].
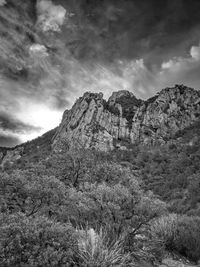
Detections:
[0, 112, 41, 134]
[1, 0, 200, 146]
[0, 133, 21, 147]
[161, 44, 200, 71]
[29, 44, 48, 57]
[66, 59, 155, 99]
[190, 45, 200, 60]
[157, 43, 200, 90]
[37, 0, 66, 32]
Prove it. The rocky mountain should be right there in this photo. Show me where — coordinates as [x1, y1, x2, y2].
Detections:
[1, 84, 200, 167]
[53, 84, 200, 151]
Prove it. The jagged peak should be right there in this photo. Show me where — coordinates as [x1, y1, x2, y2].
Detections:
[160, 84, 198, 95]
[145, 84, 200, 106]
[108, 90, 136, 103]
[81, 91, 104, 101]
[78, 90, 141, 105]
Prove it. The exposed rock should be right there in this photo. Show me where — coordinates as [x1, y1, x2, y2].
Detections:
[5, 85, 197, 156]
[159, 257, 197, 267]
[131, 85, 200, 145]
[53, 92, 116, 152]
[53, 85, 200, 151]
[2, 85, 200, 156]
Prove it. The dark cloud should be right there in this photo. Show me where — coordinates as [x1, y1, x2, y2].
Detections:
[0, 134, 21, 147]
[56, 0, 200, 64]
[0, 112, 41, 134]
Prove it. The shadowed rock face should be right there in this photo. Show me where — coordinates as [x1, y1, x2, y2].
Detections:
[53, 85, 200, 151]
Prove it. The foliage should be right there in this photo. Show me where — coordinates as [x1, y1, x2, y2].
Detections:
[151, 214, 200, 262]
[174, 216, 200, 262]
[76, 227, 130, 267]
[0, 170, 66, 217]
[0, 213, 78, 267]
[1, 127, 200, 265]
[150, 214, 178, 251]
[112, 134, 200, 215]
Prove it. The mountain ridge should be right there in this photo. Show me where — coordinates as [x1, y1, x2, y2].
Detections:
[1, 84, 200, 167]
[52, 84, 200, 151]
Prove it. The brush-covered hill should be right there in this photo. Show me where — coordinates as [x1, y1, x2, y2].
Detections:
[1, 85, 200, 266]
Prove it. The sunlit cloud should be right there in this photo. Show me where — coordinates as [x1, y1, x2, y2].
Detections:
[16, 100, 62, 142]
[37, 0, 66, 32]
[157, 43, 200, 90]
[190, 44, 200, 60]
[29, 44, 48, 57]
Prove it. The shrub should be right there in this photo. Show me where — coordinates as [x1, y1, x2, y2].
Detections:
[151, 214, 200, 263]
[150, 214, 178, 251]
[76, 227, 130, 267]
[0, 213, 78, 267]
[174, 216, 200, 262]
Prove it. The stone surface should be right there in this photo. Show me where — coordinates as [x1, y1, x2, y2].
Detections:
[53, 85, 200, 151]
[131, 85, 200, 145]
[159, 258, 197, 267]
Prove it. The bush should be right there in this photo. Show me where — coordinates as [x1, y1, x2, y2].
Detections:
[0, 213, 78, 267]
[151, 214, 178, 251]
[174, 216, 200, 262]
[76, 227, 130, 267]
[151, 214, 200, 263]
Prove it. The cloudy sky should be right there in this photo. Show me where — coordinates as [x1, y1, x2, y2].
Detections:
[0, 0, 200, 146]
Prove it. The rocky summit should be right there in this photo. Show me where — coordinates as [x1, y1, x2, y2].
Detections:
[52, 84, 200, 151]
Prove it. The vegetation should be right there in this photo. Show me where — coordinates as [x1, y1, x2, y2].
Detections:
[0, 121, 200, 265]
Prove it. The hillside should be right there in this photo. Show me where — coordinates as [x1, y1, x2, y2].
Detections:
[1, 0, 200, 266]
[0, 85, 200, 266]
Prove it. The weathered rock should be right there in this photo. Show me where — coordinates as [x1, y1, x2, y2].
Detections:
[159, 257, 197, 267]
[131, 85, 200, 145]
[53, 85, 200, 151]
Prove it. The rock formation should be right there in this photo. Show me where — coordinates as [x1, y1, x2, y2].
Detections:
[53, 84, 200, 151]
[1, 84, 200, 165]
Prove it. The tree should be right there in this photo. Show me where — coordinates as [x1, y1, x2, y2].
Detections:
[0, 170, 66, 217]
[0, 213, 78, 266]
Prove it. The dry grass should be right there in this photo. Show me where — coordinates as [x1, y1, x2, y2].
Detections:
[76, 227, 131, 267]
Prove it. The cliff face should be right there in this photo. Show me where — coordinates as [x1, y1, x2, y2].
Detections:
[131, 85, 200, 145]
[53, 85, 200, 151]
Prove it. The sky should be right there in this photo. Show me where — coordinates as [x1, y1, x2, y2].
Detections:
[0, 0, 200, 146]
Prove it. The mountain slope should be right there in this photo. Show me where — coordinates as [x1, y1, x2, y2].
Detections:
[1, 86, 200, 265]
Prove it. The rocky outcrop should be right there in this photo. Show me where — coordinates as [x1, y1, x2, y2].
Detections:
[53, 92, 120, 152]
[131, 85, 200, 145]
[53, 85, 200, 151]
